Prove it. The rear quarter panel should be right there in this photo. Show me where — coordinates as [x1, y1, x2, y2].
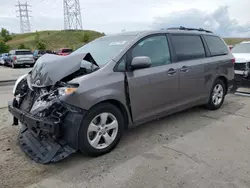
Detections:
[205, 54, 234, 97]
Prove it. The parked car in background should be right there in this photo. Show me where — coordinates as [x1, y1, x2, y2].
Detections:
[33, 50, 53, 62]
[33, 50, 46, 61]
[56, 48, 73, 56]
[228, 45, 234, 50]
[231, 41, 250, 90]
[0, 53, 10, 66]
[0, 54, 5, 65]
[9, 49, 35, 68]
[9, 27, 234, 163]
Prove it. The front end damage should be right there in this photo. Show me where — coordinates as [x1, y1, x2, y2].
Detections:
[233, 62, 250, 90]
[8, 53, 98, 163]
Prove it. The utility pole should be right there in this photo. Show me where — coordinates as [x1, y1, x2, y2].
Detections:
[63, 0, 83, 30]
[16, 1, 31, 33]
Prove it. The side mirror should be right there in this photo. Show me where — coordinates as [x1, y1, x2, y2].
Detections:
[130, 56, 151, 70]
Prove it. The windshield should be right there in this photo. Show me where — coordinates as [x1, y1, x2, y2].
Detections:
[232, 43, 250, 53]
[16, 51, 32, 55]
[72, 35, 136, 65]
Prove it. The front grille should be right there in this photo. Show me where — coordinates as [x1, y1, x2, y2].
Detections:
[234, 63, 247, 71]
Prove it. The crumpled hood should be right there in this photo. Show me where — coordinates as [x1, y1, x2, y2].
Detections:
[233, 53, 250, 63]
[29, 52, 97, 87]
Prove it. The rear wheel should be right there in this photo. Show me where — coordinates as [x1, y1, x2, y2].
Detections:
[79, 103, 125, 157]
[206, 79, 226, 110]
[12, 62, 17, 69]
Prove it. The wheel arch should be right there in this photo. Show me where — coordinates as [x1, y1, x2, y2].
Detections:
[216, 75, 228, 94]
[89, 99, 130, 130]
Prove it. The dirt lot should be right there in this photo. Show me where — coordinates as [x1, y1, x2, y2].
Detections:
[0, 93, 249, 188]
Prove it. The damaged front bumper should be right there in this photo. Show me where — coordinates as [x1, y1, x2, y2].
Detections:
[8, 99, 86, 164]
[233, 73, 250, 90]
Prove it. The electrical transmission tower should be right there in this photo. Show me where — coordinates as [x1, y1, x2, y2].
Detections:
[63, 0, 83, 30]
[16, 1, 31, 33]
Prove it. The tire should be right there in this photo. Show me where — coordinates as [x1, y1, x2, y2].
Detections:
[12, 62, 17, 69]
[206, 79, 226, 110]
[79, 103, 125, 157]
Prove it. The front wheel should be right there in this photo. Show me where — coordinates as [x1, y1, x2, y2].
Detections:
[79, 103, 125, 157]
[206, 79, 226, 110]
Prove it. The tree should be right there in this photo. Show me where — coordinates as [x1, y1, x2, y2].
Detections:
[18, 43, 26, 49]
[36, 41, 46, 50]
[1, 28, 12, 42]
[0, 42, 10, 53]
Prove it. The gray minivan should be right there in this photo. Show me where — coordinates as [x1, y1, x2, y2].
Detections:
[9, 27, 234, 163]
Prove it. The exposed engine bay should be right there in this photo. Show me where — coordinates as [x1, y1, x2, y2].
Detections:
[8, 52, 99, 163]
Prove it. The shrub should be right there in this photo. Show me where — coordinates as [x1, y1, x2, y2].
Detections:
[18, 43, 27, 49]
[36, 41, 46, 50]
[0, 42, 10, 53]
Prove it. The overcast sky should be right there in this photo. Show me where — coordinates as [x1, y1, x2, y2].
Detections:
[0, 0, 250, 37]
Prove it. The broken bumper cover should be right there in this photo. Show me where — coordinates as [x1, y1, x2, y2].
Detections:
[8, 101, 86, 164]
[233, 74, 250, 89]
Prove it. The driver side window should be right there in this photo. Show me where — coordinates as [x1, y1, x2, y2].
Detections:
[131, 35, 171, 67]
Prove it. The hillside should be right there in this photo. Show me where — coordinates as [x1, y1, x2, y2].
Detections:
[5, 30, 250, 51]
[6, 30, 104, 51]
[223, 38, 250, 45]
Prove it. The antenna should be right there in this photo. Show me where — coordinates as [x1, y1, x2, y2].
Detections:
[16, 1, 32, 33]
[63, 0, 83, 30]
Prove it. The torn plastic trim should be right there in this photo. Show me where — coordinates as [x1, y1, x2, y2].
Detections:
[8, 100, 86, 164]
[19, 125, 76, 164]
[13, 74, 28, 95]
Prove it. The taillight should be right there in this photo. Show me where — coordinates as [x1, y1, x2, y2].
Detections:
[232, 58, 235, 64]
[13, 56, 17, 61]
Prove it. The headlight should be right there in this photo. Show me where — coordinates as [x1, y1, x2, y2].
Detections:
[13, 74, 28, 94]
[57, 87, 77, 96]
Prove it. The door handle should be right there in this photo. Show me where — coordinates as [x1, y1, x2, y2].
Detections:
[167, 68, 177, 76]
[180, 66, 189, 73]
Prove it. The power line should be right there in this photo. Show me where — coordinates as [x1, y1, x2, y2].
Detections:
[16, 1, 32, 33]
[63, 0, 83, 30]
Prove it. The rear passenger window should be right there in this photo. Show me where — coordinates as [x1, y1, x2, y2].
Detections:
[204, 35, 228, 56]
[171, 35, 206, 61]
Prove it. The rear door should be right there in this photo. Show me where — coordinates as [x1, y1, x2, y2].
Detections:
[126, 35, 179, 124]
[169, 34, 210, 107]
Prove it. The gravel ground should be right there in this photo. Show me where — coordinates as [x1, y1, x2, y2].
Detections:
[0, 94, 247, 188]
[0, 108, 51, 188]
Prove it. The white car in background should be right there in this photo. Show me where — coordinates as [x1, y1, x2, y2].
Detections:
[232, 41, 250, 90]
[0, 53, 8, 65]
[9, 49, 35, 68]
[0, 54, 4, 65]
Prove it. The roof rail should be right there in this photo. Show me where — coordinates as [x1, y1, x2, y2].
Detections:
[167, 26, 213, 33]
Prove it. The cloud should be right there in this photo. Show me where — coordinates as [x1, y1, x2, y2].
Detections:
[0, 1, 250, 37]
[152, 6, 250, 37]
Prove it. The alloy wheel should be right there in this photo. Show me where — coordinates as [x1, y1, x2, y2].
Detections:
[212, 84, 224, 106]
[87, 112, 118, 149]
